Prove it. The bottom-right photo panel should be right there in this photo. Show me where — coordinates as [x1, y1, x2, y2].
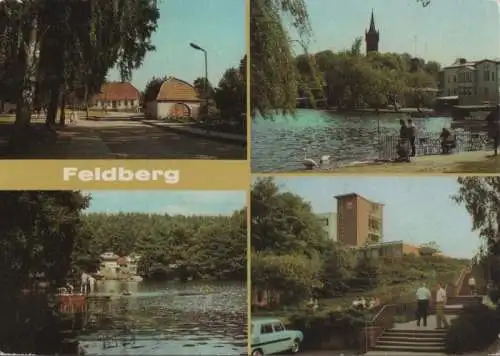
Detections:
[250, 175, 500, 356]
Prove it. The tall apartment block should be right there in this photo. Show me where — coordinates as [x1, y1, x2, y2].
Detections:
[335, 193, 384, 247]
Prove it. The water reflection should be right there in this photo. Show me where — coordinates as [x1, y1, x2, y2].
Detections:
[251, 109, 454, 172]
[79, 280, 247, 355]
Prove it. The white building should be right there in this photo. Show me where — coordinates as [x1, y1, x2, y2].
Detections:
[315, 212, 337, 241]
[441, 58, 500, 106]
[144, 77, 202, 119]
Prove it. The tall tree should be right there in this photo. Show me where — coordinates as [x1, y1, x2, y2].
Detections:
[453, 177, 500, 286]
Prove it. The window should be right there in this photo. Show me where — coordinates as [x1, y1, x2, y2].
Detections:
[324, 219, 329, 226]
[273, 323, 285, 332]
[448, 89, 451, 95]
[261, 324, 274, 334]
[453, 76, 456, 82]
[485, 71, 490, 81]
[485, 87, 489, 96]
[493, 72, 495, 81]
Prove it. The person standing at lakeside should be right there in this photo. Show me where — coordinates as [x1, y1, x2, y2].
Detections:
[486, 105, 500, 156]
[468, 275, 476, 295]
[435, 283, 449, 329]
[416, 283, 431, 327]
[407, 119, 417, 157]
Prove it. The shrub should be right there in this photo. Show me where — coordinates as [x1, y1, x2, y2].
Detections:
[445, 303, 500, 354]
[287, 309, 367, 351]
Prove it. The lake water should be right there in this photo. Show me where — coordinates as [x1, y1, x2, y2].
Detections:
[251, 109, 453, 172]
[79, 280, 247, 356]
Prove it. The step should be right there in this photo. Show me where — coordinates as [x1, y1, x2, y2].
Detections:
[378, 336, 444, 343]
[385, 329, 447, 335]
[371, 345, 445, 353]
[376, 340, 445, 347]
[365, 352, 446, 356]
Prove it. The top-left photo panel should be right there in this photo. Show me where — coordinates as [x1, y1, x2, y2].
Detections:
[0, 0, 246, 160]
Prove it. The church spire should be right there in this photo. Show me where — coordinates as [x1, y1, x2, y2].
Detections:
[368, 9, 376, 33]
[365, 9, 379, 53]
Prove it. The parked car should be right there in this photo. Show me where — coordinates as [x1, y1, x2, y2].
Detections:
[250, 317, 303, 355]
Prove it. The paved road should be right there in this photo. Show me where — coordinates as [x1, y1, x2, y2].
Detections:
[65, 116, 246, 159]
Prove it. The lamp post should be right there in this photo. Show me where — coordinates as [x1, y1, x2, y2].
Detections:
[190, 42, 208, 118]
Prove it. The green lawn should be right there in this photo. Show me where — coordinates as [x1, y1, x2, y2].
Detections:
[0, 115, 15, 123]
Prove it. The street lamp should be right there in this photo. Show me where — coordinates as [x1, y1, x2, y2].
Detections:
[190, 42, 208, 118]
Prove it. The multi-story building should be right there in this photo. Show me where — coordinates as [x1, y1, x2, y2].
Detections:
[335, 193, 384, 247]
[441, 58, 500, 106]
[315, 212, 337, 241]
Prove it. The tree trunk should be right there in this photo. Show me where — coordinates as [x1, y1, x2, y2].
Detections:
[46, 84, 60, 127]
[59, 92, 66, 126]
[84, 83, 89, 119]
[15, 15, 39, 127]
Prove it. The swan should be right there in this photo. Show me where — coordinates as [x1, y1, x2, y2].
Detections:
[302, 147, 330, 170]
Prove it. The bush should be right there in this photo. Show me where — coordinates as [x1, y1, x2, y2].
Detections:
[445, 304, 500, 354]
[287, 309, 367, 351]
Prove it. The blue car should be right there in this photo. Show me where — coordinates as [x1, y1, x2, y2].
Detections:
[251, 317, 304, 355]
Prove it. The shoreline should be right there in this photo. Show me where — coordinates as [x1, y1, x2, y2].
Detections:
[326, 150, 500, 173]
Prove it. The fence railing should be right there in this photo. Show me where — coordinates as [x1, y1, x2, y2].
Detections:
[378, 131, 490, 161]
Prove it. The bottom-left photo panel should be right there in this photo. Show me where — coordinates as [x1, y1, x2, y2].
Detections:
[0, 190, 248, 356]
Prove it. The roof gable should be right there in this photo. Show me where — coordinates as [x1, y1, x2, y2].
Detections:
[93, 82, 140, 101]
[155, 77, 201, 102]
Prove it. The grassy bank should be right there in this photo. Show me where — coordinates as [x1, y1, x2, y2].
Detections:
[253, 255, 468, 322]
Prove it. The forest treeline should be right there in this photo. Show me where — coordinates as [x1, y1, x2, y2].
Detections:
[76, 210, 247, 281]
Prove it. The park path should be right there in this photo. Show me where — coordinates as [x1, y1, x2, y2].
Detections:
[59, 114, 246, 159]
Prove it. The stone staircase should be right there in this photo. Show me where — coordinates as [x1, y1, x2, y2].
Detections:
[366, 295, 482, 354]
[368, 328, 447, 354]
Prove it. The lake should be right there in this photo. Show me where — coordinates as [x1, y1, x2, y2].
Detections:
[79, 280, 247, 356]
[251, 109, 453, 172]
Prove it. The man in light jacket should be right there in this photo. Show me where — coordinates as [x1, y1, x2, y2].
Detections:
[435, 282, 449, 329]
[416, 283, 431, 327]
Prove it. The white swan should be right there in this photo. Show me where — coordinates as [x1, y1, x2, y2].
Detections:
[302, 147, 330, 170]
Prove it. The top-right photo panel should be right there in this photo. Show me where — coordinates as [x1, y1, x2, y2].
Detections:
[250, 0, 500, 174]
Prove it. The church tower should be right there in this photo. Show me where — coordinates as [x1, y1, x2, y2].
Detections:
[365, 9, 379, 53]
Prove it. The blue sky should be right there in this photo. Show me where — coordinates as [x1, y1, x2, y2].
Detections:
[264, 176, 480, 259]
[289, 0, 499, 66]
[107, 0, 245, 91]
[84, 191, 246, 215]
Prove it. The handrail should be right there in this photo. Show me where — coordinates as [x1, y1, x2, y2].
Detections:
[451, 266, 471, 297]
[368, 303, 397, 327]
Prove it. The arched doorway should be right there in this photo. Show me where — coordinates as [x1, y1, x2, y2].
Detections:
[170, 103, 191, 118]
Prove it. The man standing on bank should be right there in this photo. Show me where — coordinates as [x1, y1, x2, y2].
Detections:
[468, 275, 476, 295]
[416, 283, 431, 327]
[435, 282, 449, 329]
[407, 119, 417, 157]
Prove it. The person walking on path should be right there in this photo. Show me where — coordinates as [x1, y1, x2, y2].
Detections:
[435, 282, 449, 329]
[468, 275, 477, 295]
[407, 119, 417, 157]
[416, 283, 431, 327]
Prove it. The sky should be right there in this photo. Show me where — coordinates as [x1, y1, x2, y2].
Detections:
[266, 176, 481, 259]
[107, 0, 246, 91]
[84, 191, 246, 216]
[289, 0, 500, 66]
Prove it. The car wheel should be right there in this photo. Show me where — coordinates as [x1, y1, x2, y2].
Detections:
[290, 339, 300, 353]
[251, 349, 263, 356]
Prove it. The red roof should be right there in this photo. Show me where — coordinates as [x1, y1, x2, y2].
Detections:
[116, 257, 128, 266]
[93, 82, 140, 101]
